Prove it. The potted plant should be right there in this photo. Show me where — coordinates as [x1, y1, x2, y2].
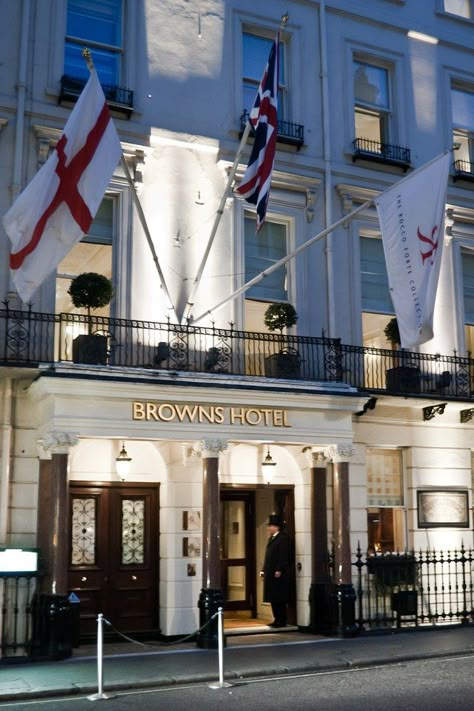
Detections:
[263, 302, 301, 378]
[384, 317, 420, 393]
[68, 272, 113, 365]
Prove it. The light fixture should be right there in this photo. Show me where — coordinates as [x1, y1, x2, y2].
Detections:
[116, 442, 132, 481]
[262, 446, 277, 484]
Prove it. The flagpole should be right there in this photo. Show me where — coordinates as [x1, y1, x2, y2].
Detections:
[191, 199, 373, 325]
[120, 156, 178, 322]
[181, 13, 289, 325]
[181, 121, 252, 324]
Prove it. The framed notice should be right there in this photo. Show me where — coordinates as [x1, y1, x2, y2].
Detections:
[182, 510, 201, 531]
[182, 537, 201, 557]
[417, 489, 469, 528]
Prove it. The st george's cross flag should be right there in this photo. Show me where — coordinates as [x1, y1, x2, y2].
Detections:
[375, 152, 451, 348]
[3, 69, 122, 304]
[235, 33, 279, 232]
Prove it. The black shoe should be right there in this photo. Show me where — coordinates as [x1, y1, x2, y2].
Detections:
[269, 621, 286, 628]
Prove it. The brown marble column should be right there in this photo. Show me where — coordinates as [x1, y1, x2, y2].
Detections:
[196, 438, 227, 649]
[327, 443, 358, 637]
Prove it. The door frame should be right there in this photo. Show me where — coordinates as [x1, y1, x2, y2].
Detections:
[220, 489, 256, 613]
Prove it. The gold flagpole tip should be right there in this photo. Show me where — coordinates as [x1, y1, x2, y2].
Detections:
[280, 13, 289, 27]
[82, 48, 94, 71]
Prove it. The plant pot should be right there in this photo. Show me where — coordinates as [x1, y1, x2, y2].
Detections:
[264, 351, 300, 379]
[386, 366, 420, 393]
[72, 334, 108, 365]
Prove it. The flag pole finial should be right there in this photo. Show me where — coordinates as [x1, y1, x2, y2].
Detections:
[280, 13, 289, 29]
[82, 48, 94, 72]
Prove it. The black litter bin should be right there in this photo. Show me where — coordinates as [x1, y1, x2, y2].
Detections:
[33, 593, 73, 660]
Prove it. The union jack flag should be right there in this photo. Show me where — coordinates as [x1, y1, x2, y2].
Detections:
[235, 33, 279, 232]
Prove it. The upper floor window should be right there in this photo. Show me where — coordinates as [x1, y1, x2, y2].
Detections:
[452, 86, 474, 173]
[462, 250, 474, 353]
[354, 59, 391, 145]
[242, 31, 286, 119]
[65, 0, 123, 86]
[360, 235, 393, 347]
[444, 0, 473, 18]
[245, 217, 288, 303]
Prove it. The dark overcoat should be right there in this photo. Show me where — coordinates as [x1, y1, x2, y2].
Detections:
[262, 530, 290, 603]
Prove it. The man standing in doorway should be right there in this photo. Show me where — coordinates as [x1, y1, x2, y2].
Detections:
[260, 514, 290, 628]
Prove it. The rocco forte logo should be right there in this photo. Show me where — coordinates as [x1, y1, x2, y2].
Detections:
[132, 401, 291, 427]
[417, 225, 439, 265]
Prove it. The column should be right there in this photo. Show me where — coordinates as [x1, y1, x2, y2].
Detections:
[306, 449, 334, 634]
[326, 443, 358, 638]
[196, 438, 227, 649]
[35, 432, 79, 659]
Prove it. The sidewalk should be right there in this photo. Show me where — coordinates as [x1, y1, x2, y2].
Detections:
[0, 625, 473, 701]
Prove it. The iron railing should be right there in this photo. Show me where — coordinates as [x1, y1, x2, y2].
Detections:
[0, 306, 473, 399]
[353, 544, 474, 631]
[352, 137, 411, 169]
[0, 573, 38, 658]
[240, 110, 305, 148]
[60, 75, 134, 117]
[453, 159, 474, 182]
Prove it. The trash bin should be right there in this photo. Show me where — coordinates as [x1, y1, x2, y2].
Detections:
[33, 593, 73, 660]
[68, 592, 81, 648]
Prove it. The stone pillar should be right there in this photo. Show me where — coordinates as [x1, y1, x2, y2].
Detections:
[326, 443, 358, 638]
[37, 432, 79, 594]
[196, 438, 227, 649]
[305, 449, 334, 634]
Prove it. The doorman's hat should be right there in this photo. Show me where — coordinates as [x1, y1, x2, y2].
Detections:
[267, 514, 282, 527]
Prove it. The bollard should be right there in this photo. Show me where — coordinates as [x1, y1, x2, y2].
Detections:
[208, 607, 232, 689]
[87, 613, 115, 701]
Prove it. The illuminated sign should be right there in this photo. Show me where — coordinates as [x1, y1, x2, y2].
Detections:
[132, 401, 291, 427]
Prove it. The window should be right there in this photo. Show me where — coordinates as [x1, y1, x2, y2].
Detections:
[242, 32, 286, 118]
[244, 216, 288, 331]
[360, 236, 393, 346]
[452, 86, 474, 173]
[354, 59, 391, 145]
[367, 448, 405, 553]
[65, 0, 123, 86]
[444, 0, 473, 18]
[462, 250, 474, 353]
[56, 198, 114, 316]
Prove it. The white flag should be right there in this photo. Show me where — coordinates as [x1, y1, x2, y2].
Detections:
[3, 69, 122, 304]
[375, 152, 451, 348]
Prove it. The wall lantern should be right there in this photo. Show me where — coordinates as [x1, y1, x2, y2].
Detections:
[116, 442, 132, 481]
[262, 446, 276, 484]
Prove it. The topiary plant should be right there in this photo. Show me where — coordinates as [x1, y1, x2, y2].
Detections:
[264, 302, 298, 335]
[68, 272, 113, 334]
[384, 317, 401, 347]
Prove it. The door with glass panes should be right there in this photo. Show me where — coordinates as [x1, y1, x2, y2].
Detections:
[220, 491, 256, 612]
[68, 483, 159, 636]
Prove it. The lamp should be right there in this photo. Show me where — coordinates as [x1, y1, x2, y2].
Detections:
[262, 446, 276, 484]
[116, 442, 132, 481]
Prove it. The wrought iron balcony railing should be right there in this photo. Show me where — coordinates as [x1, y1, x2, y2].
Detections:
[60, 75, 134, 118]
[453, 159, 474, 182]
[352, 137, 411, 170]
[240, 111, 304, 149]
[0, 306, 473, 400]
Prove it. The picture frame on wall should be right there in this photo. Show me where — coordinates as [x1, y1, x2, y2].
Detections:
[417, 489, 469, 528]
[182, 510, 201, 531]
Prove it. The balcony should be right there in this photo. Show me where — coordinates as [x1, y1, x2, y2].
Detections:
[352, 138, 411, 170]
[59, 75, 134, 118]
[240, 111, 304, 150]
[453, 159, 474, 183]
[1, 306, 473, 401]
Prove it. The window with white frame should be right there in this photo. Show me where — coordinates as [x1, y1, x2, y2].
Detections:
[65, 0, 123, 86]
[452, 85, 474, 173]
[244, 216, 289, 331]
[360, 235, 393, 347]
[56, 197, 114, 316]
[367, 448, 405, 553]
[242, 31, 286, 119]
[353, 58, 391, 148]
[461, 250, 474, 354]
[444, 0, 473, 18]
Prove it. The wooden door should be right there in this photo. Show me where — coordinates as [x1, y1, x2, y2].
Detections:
[68, 483, 159, 637]
[220, 491, 256, 612]
[274, 488, 296, 624]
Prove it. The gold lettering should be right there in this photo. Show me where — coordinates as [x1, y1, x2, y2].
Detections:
[158, 403, 176, 421]
[273, 410, 283, 426]
[260, 409, 273, 425]
[245, 409, 262, 426]
[198, 406, 217, 424]
[230, 408, 245, 424]
[214, 406, 225, 424]
[283, 410, 291, 427]
[174, 404, 199, 422]
[146, 403, 160, 421]
[133, 402, 145, 420]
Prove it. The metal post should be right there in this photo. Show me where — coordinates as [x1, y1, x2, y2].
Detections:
[87, 614, 114, 701]
[208, 607, 232, 689]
